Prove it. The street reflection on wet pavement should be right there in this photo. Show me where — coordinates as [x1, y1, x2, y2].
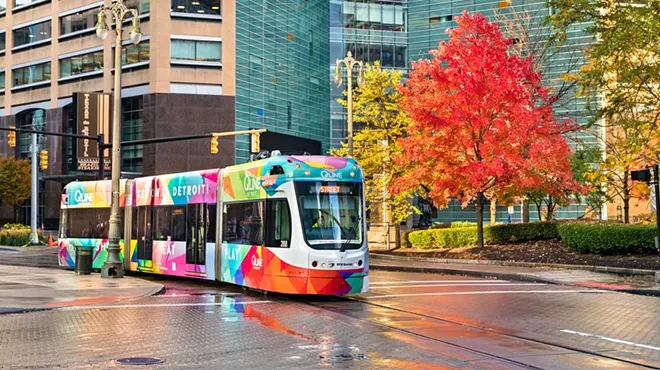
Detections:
[0, 271, 658, 369]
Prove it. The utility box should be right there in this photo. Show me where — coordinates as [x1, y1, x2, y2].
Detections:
[75, 246, 93, 275]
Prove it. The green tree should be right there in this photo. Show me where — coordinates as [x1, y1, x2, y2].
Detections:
[548, 0, 660, 222]
[331, 62, 422, 226]
[0, 157, 31, 222]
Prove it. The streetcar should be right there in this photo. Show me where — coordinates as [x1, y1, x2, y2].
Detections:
[58, 153, 368, 295]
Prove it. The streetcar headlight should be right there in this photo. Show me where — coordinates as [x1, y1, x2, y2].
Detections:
[321, 263, 327, 268]
[312, 261, 318, 267]
[358, 260, 363, 266]
[305, 170, 311, 176]
[350, 171, 355, 177]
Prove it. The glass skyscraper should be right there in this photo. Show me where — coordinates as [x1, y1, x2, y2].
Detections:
[235, 0, 330, 162]
[406, 0, 598, 222]
[329, 0, 408, 148]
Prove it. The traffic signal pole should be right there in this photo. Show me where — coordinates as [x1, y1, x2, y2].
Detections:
[30, 133, 38, 245]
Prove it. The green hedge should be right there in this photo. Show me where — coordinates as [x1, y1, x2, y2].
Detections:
[407, 222, 559, 249]
[408, 227, 478, 249]
[488, 222, 559, 243]
[0, 229, 32, 246]
[557, 222, 657, 254]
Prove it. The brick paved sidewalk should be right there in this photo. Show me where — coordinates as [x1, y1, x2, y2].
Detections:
[0, 245, 59, 268]
[370, 253, 660, 296]
[0, 246, 163, 314]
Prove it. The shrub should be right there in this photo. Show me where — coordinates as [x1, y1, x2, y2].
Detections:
[451, 221, 477, 228]
[557, 222, 657, 254]
[408, 230, 434, 248]
[0, 229, 31, 246]
[487, 222, 559, 244]
[3, 223, 30, 231]
[407, 221, 560, 249]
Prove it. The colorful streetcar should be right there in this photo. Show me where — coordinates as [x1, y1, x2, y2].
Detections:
[58, 154, 368, 295]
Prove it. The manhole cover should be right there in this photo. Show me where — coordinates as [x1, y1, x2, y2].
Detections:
[116, 357, 164, 365]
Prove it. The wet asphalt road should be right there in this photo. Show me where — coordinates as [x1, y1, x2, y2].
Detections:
[0, 270, 658, 369]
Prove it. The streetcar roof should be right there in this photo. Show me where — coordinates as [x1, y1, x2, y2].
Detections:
[61, 155, 363, 208]
[61, 179, 128, 209]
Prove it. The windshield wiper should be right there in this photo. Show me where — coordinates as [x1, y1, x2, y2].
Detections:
[340, 216, 360, 252]
[316, 209, 357, 252]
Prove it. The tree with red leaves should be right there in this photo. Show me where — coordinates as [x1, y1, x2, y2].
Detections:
[393, 12, 581, 247]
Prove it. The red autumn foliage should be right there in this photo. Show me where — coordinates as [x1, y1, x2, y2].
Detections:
[393, 12, 582, 246]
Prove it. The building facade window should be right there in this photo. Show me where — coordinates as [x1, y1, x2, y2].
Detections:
[0, 32, 5, 52]
[13, 0, 49, 10]
[171, 0, 220, 16]
[59, 7, 98, 37]
[60, 49, 103, 78]
[122, 95, 143, 173]
[120, 0, 149, 15]
[13, 61, 51, 87]
[16, 108, 45, 158]
[338, 2, 405, 31]
[171, 39, 221, 64]
[343, 42, 406, 68]
[0, 71, 5, 91]
[0, 0, 5, 14]
[14, 20, 51, 49]
[113, 41, 150, 67]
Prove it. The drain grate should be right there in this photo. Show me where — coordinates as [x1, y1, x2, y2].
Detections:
[116, 357, 164, 365]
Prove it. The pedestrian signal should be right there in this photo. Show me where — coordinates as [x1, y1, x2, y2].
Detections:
[39, 150, 48, 171]
[210, 136, 218, 154]
[250, 132, 260, 153]
[7, 128, 16, 148]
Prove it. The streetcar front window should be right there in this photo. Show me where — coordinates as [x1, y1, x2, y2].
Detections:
[295, 181, 363, 250]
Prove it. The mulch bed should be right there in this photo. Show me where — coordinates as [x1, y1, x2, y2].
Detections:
[375, 239, 660, 271]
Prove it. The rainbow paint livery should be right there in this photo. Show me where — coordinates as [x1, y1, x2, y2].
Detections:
[58, 154, 368, 295]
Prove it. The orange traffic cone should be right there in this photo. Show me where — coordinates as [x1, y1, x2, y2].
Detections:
[48, 233, 57, 247]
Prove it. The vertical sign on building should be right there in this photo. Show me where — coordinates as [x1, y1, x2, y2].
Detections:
[73, 92, 111, 171]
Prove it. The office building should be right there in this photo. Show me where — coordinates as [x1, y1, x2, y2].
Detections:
[329, 0, 407, 148]
[406, 0, 599, 222]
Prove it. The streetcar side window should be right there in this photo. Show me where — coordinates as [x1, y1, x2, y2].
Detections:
[171, 206, 187, 241]
[265, 200, 291, 248]
[222, 201, 264, 245]
[65, 208, 111, 238]
[207, 204, 217, 243]
[153, 206, 171, 241]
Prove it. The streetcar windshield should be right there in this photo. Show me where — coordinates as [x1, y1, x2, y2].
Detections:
[295, 181, 363, 250]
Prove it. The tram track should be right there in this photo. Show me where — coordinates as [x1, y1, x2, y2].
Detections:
[288, 294, 660, 370]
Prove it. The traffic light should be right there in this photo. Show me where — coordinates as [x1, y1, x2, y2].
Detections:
[250, 132, 260, 153]
[210, 136, 218, 154]
[39, 150, 48, 171]
[7, 127, 15, 148]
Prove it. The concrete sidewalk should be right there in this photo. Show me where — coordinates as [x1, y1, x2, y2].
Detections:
[0, 246, 164, 314]
[370, 253, 660, 296]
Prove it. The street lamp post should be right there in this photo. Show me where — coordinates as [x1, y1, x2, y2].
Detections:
[334, 51, 365, 158]
[96, 0, 142, 278]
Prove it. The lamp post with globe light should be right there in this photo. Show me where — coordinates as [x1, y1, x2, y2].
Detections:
[95, 0, 142, 278]
[334, 51, 365, 158]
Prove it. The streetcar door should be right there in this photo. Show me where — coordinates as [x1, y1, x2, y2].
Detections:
[135, 206, 153, 270]
[186, 203, 206, 274]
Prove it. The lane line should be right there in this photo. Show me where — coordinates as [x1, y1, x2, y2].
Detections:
[58, 300, 273, 311]
[367, 290, 607, 299]
[370, 280, 509, 285]
[561, 330, 660, 352]
[370, 283, 543, 289]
